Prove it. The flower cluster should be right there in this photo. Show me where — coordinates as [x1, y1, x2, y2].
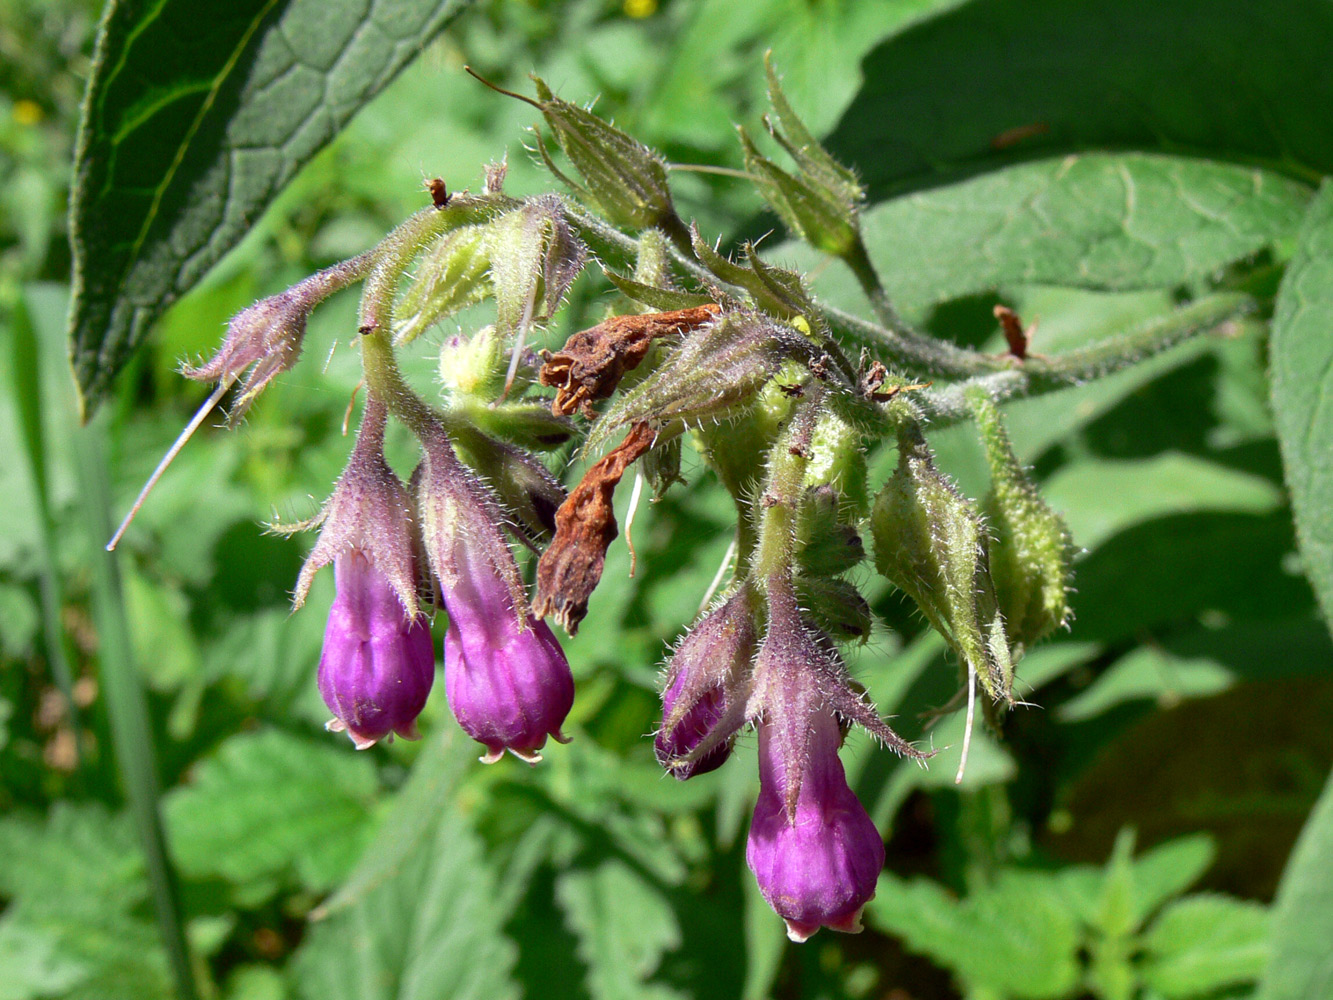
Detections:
[148, 64, 1074, 948]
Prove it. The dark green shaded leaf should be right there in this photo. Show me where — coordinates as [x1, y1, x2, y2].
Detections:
[1271, 182, 1333, 636]
[827, 0, 1333, 198]
[68, 0, 472, 411]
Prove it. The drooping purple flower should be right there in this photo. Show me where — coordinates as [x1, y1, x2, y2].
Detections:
[417, 428, 574, 763]
[318, 549, 436, 749]
[746, 706, 884, 942]
[292, 396, 435, 749]
[654, 589, 758, 779]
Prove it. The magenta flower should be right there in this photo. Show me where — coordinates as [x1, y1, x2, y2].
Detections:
[655, 676, 731, 779]
[318, 549, 436, 749]
[654, 589, 758, 779]
[746, 706, 884, 942]
[417, 429, 574, 763]
[292, 396, 435, 749]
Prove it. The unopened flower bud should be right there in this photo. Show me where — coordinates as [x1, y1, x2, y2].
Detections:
[739, 126, 860, 261]
[184, 256, 368, 421]
[525, 76, 682, 235]
[794, 577, 872, 645]
[588, 312, 819, 454]
[969, 390, 1075, 652]
[795, 486, 865, 577]
[655, 589, 759, 778]
[318, 549, 436, 749]
[747, 706, 884, 942]
[485, 195, 587, 340]
[393, 225, 492, 345]
[417, 428, 574, 762]
[871, 425, 1014, 703]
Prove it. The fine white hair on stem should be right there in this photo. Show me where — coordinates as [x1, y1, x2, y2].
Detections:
[697, 535, 738, 614]
[955, 658, 977, 785]
[106, 374, 237, 551]
[624, 469, 646, 578]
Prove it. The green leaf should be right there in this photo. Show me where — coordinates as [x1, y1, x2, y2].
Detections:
[1271, 182, 1333, 637]
[1043, 453, 1284, 553]
[1129, 835, 1218, 927]
[68, 0, 472, 412]
[869, 870, 1083, 999]
[828, 0, 1333, 197]
[290, 736, 518, 1000]
[813, 153, 1308, 318]
[1058, 648, 1234, 722]
[556, 860, 686, 1000]
[1257, 767, 1333, 1000]
[165, 729, 378, 894]
[1141, 895, 1269, 999]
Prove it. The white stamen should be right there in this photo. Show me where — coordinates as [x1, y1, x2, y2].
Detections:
[106, 375, 235, 551]
[697, 536, 738, 614]
[502, 279, 541, 398]
[624, 470, 646, 577]
[955, 658, 977, 785]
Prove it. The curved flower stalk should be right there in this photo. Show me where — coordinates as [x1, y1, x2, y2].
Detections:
[416, 427, 574, 763]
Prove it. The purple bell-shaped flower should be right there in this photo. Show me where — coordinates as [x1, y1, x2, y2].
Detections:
[293, 396, 437, 750]
[417, 428, 574, 763]
[318, 550, 436, 749]
[746, 706, 884, 942]
[654, 588, 758, 779]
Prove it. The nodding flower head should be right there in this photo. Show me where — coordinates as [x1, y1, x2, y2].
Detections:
[318, 550, 436, 749]
[742, 573, 927, 941]
[296, 397, 435, 749]
[654, 588, 758, 779]
[417, 427, 574, 763]
[746, 706, 884, 943]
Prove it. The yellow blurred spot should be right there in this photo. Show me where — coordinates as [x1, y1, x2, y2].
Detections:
[13, 99, 43, 126]
[624, 0, 657, 18]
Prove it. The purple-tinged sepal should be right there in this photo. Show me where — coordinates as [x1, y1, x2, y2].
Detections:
[184, 255, 369, 422]
[416, 424, 574, 762]
[290, 397, 421, 619]
[655, 588, 759, 779]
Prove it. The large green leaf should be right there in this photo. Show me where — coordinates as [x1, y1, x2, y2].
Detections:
[781, 154, 1305, 319]
[1257, 768, 1333, 1000]
[826, 0, 1333, 198]
[1271, 182, 1333, 635]
[68, 0, 472, 412]
[164, 729, 379, 894]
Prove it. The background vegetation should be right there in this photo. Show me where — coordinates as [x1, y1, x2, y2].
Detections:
[2, 1, 1332, 998]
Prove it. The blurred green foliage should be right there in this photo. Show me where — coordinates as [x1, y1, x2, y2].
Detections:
[3, 1, 1333, 999]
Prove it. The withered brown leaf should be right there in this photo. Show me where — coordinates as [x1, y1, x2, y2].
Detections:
[539, 304, 720, 418]
[532, 421, 657, 634]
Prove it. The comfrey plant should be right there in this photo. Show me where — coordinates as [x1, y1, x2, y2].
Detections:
[116, 57, 1253, 942]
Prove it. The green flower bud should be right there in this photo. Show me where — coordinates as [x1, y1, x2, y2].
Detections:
[439, 326, 509, 401]
[804, 408, 869, 516]
[393, 225, 492, 345]
[526, 76, 682, 235]
[871, 424, 1013, 704]
[735, 56, 867, 260]
[739, 126, 859, 260]
[587, 313, 819, 455]
[794, 576, 872, 645]
[968, 389, 1075, 652]
[795, 486, 865, 578]
[485, 195, 587, 341]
